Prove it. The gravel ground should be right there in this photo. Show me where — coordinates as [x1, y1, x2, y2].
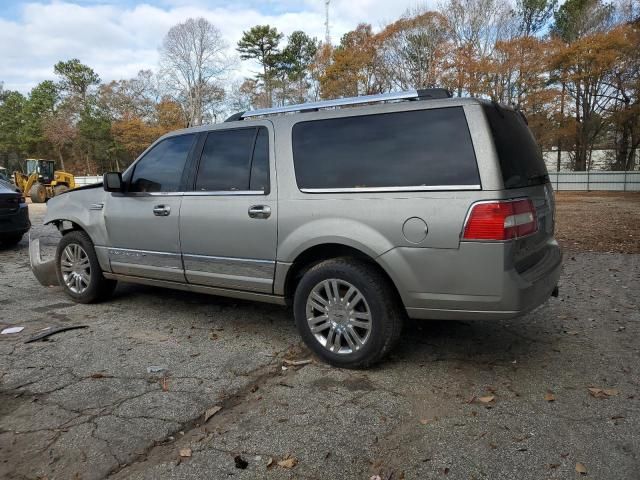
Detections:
[1, 200, 639, 480]
[555, 192, 640, 254]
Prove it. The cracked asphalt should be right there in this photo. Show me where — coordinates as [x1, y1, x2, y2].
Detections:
[1, 202, 639, 479]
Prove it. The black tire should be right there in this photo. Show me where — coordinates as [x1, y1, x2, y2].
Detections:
[29, 183, 47, 203]
[53, 184, 69, 196]
[1, 233, 23, 247]
[55, 230, 117, 303]
[293, 258, 404, 369]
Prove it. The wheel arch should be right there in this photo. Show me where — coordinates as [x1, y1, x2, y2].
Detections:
[281, 243, 403, 306]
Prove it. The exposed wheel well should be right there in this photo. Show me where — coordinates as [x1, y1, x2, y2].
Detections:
[283, 243, 402, 305]
[53, 220, 86, 235]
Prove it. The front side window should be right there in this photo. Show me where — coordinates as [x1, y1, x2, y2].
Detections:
[195, 127, 269, 192]
[129, 134, 195, 192]
[292, 107, 480, 190]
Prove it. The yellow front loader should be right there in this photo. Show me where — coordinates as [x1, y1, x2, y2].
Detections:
[13, 159, 76, 203]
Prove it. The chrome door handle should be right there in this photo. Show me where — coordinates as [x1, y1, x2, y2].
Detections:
[248, 205, 271, 219]
[153, 205, 171, 216]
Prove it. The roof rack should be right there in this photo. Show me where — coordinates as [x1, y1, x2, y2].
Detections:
[225, 88, 452, 122]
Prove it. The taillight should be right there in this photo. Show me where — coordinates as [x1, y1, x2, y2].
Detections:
[463, 198, 537, 241]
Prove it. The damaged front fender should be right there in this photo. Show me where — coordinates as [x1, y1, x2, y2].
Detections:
[29, 232, 60, 286]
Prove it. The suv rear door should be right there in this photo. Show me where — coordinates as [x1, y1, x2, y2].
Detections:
[179, 122, 277, 293]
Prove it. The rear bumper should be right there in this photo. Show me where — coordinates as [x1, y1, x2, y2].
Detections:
[0, 205, 30, 236]
[378, 239, 562, 320]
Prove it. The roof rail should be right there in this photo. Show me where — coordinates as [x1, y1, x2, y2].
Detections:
[227, 88, 452, 121]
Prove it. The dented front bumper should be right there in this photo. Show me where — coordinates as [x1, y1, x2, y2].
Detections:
[29, 232, 60, 286]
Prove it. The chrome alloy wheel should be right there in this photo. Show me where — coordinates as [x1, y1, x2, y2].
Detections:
[60, 243, 91, 294]
[306, 279, 372, 354]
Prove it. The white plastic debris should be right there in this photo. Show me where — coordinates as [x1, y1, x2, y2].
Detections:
[1, 326, 24, 335]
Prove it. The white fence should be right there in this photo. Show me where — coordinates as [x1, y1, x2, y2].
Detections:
[548, 171, 640, 191]
[75, 172, 640, 192]
[74, 175, 102, 187]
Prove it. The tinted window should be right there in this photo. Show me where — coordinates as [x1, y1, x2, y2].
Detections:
[129, 134, 195, 192]
[292, 107, 479, 190]
[250, 128, 269, 192]
[196, 128, 258, 191]
[483, 104, 549, 189]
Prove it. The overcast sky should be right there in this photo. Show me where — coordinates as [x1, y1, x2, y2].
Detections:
[0, 0, 432, 94]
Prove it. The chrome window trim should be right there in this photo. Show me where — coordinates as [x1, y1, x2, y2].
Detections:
[115, 190, 266, 197]
[300, 185, 481, 194]
[117, 192, 184, 197]
[182, 253, 275, 265]
[184, 190, 266, 197]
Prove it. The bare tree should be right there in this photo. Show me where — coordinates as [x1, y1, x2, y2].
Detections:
[160, 17, 233, 126]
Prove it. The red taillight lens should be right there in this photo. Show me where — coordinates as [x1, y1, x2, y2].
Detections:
[463, 199, 537, 241]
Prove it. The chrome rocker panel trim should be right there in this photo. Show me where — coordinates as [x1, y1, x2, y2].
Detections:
[102, 272, 287, 305]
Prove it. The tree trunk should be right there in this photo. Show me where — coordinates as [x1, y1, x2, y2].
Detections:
[557, 82, 566, 172]
[57, 148, 66, 172]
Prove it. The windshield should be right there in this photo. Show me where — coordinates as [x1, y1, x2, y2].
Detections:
[483, 104, 549, 189]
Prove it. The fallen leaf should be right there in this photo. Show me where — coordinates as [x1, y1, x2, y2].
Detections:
[369, 476, 382, 480]
[160, 377, 169, 392]
[90, 373, 113, 379]
[576, 462, 587, 475]
[179, 448, 192, 458]
[234, 455, 248, 469]
[283, 359, 312, 366]
[588, 387, 619, 398]
[277, 457, 298, 469]
[544, 392, 555, 402]
[204, 405, 222, 422]
[478, 395, 495, 404]
[266, 457, 274, 468]
[419, 418, 430, 425]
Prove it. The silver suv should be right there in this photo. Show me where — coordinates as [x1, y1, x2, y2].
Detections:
[32, 89, 562, 368]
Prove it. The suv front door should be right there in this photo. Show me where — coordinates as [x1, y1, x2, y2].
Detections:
[180, 124, 277, 293]
[104, 133, 196, 281]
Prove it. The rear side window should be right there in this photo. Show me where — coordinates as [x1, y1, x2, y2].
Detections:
[129, 134, 195, 192]
[483, 104, 549, 189]
[196, 127, 269, 192]
[292, 107, 479, 190]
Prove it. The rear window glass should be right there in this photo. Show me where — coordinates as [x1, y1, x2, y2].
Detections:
[483, 104, 549, 189]
[292, 107, 479, 190]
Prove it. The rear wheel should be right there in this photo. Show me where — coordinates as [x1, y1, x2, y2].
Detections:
[55, 231, 117, 303]
[53, 184, 69, 196]
[293, 258, 404, 369]
[29, 183, 46, 203]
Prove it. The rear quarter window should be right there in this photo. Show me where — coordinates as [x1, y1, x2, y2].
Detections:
[291, 107, 480, 191]
[482, 104, 549, 189]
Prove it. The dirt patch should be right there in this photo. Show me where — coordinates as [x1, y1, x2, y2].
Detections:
[555, 191, 640, 254]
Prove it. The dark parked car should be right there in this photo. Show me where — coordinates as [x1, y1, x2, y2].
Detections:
[0, 179, 30, 246]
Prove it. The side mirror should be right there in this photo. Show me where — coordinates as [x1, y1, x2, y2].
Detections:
[103, 172, 123, 192]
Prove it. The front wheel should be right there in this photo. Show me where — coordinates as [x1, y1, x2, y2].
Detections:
[293, 258, 404, 369]
[55, 231, 117, 303]
[29, 183, 47, 203]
